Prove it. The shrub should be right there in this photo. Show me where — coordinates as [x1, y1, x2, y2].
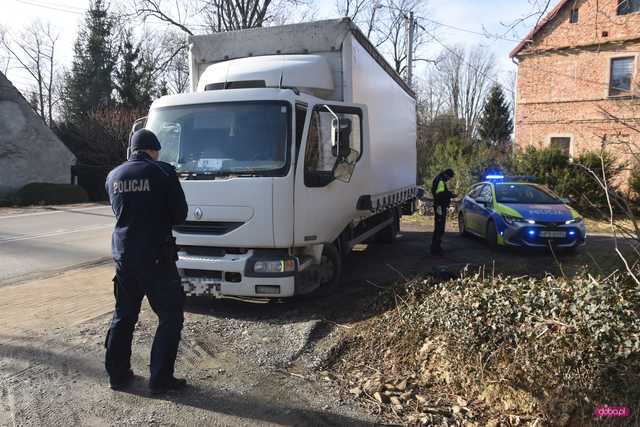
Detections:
[338, 271, 640, 424]
[14, 183, 89, 206]
[630, 168, 640, 201]
[423, 137, 507, 196]
[512, 147, 626, 212]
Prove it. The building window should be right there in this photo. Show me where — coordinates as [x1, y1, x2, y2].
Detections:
[609, 57, 635, 96]
[618, 0, 640, 15]
[550, 137, 571, 156]
[570, 8, 579, 23]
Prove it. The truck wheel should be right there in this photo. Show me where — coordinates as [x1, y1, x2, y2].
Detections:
[315, 243, 342, 295]
[377, 210, 399, 244]
[486, 221, 499, 251]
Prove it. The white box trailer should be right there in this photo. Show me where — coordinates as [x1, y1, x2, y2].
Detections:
[142, 18, 417, 299]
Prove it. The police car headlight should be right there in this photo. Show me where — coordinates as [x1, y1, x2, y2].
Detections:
[565, 217, 583, 224]
[502, 214, 529, 225]
[253, 260, 296, 274]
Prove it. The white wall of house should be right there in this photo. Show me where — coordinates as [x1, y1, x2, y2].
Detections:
[0, 72, 76, 196]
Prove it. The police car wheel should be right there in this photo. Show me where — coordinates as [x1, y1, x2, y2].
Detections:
[458, 214, 469, 236]
[486, 221, 499, 251]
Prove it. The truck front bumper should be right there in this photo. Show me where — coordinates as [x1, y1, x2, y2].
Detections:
[177, 249, 296, 298]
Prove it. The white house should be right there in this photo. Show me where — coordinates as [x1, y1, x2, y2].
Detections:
[0, 71, 76, 196]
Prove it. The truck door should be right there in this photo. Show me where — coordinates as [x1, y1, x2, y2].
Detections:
[293, 103, 366, 246]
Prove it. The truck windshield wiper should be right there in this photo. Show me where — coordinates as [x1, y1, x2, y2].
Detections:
[179, 172, 258, 180]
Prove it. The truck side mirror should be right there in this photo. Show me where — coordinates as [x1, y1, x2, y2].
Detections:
[128, 116, 148, 159]
[330, 117, 340, 156]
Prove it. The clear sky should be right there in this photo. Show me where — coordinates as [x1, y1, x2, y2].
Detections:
[1, 0, 544, 92]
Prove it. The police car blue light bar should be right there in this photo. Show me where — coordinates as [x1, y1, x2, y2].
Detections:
[485, 174, 505, 180]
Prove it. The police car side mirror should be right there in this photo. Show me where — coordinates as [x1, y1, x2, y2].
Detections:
[560, 197, 570, 204]
[475, 195, 492, 206]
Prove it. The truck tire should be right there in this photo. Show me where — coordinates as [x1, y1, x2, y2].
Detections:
[298, 243, 342, 297]
[377, 209, 399, 244]
[318, 242, 342, 294]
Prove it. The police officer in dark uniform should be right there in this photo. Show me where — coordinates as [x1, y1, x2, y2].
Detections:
[430, 169, 456, 256]
[104, 129, 188, 394]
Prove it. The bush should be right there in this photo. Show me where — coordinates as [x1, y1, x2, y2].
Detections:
[512, 147, 626, 213]
[630, 168, 640, 201]
[423, 137, 507, 196]
[14, 183, 89, 206]
[338, 271, 640, 424]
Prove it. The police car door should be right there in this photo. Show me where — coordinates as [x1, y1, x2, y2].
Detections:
[475, 185, 494, 237]
[462, 184, 483, 233]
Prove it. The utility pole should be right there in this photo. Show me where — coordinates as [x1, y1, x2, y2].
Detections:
[406, 11, 415, 88]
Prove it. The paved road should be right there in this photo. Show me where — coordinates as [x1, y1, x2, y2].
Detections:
[0, 205, 114, 284]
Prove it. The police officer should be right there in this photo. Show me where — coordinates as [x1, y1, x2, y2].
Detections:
[430, 169, 456, 256]
[104, 129, 188, 394]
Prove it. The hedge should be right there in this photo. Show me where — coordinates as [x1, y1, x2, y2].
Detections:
[12, 183, 89, 206]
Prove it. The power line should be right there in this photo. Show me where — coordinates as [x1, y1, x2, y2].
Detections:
[415, 21, 514, 94]
[416, 16, 521, 43]
[15, 0, 84, 15]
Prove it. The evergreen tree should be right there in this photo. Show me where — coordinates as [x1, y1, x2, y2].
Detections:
[478, 84, 513, 147]
[62, 0, 115, 124]
[114, 30, 155, 108]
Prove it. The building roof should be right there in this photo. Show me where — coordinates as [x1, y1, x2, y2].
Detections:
[509, 0, 571, 58]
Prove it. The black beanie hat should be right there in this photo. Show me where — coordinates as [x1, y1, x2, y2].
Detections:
[130, 129, 161, 151]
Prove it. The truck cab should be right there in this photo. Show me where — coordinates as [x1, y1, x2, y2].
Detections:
[137, 19, 418, 299]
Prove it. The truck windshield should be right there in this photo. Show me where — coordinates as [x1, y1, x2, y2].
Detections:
[148, 101, 291, 176]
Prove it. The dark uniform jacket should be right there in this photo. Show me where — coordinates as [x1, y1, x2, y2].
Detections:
[106, 151, 188, 268]
[431, 173, 455, 208]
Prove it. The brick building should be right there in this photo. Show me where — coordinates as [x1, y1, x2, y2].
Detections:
[511, 0, 640, 165]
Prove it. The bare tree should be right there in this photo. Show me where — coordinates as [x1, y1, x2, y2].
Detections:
[1, 21, 60, 126]
[336, 0, 381, 39]
[414, 66, 446, 124]
[499, 0, 553, 40]
[436, 45, 496, 139]
[134, 0, 309, 35]
[0, 26, 10, 75]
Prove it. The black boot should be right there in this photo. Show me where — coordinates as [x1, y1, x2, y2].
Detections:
[149, 377, 187, 395]
[110, 369, 135, 391]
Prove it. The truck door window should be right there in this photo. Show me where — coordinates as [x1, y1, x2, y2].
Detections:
[304, 110, 335, 174]
[304, 106, 362, 187]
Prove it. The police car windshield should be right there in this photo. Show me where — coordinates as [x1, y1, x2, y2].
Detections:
[495, 184, 562, 204]
[149, 101, 290, 176]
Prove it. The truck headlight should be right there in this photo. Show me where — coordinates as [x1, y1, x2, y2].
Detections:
[253, 260, 296, 274]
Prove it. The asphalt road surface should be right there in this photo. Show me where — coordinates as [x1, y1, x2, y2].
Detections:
[0, 205, 114, 285]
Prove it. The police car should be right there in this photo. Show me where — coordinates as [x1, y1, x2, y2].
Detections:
[458, 175, 586, 250]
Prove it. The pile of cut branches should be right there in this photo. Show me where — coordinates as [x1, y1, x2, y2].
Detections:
[332, 270, 640, 426]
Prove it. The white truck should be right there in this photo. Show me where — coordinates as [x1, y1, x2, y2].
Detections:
[139, 18, 417, 299]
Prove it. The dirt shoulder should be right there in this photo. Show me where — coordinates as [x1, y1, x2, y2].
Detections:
[0, 266, 381, 426]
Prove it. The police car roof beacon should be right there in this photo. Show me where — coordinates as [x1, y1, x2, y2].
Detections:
[130, 19, 419, 299]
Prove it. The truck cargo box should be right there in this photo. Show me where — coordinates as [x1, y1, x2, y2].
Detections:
[188, 18, 417, 198]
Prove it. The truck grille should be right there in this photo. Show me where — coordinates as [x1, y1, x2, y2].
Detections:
[182, 269, 223, 280]
[174, 221, 244, 235]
